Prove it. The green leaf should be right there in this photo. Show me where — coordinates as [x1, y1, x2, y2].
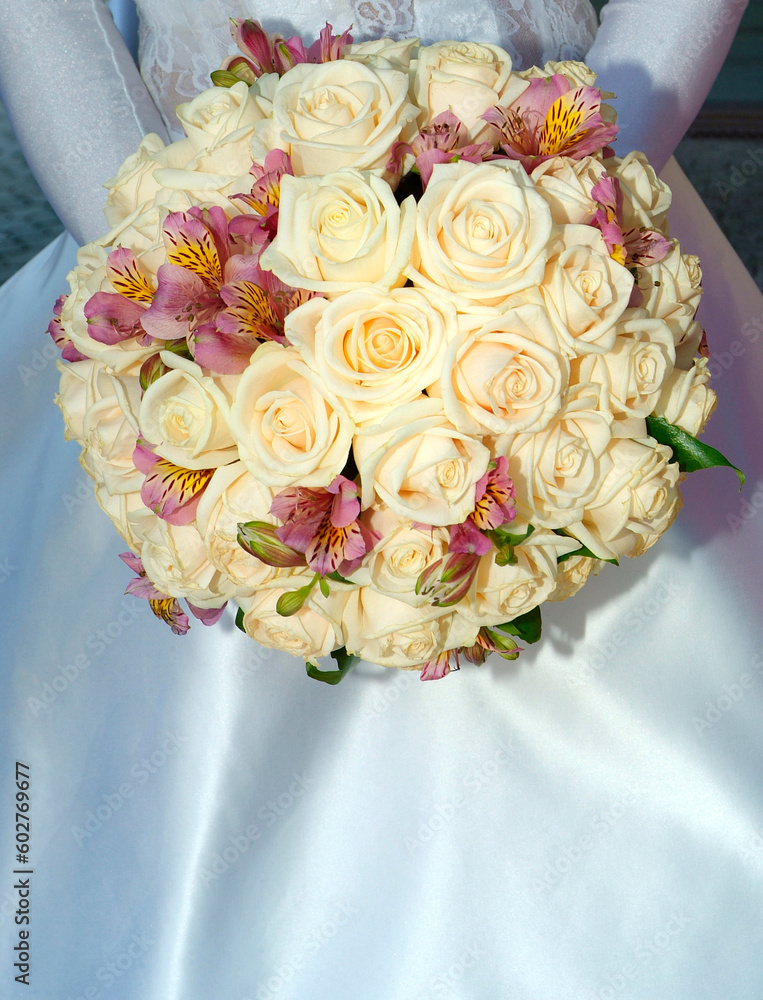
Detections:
[490, 523, 535, 547]
[318, 577, 330, 599]
[305, 647, 359, 685]
[235, 607, 246, 633]
[326, 571, 353, 584]
[646, 415, 744, 488]
[495, 606, 542, 645]
[556, 539, 619, 566]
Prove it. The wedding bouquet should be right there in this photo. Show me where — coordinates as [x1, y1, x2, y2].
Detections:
[50, 20, 740, 682]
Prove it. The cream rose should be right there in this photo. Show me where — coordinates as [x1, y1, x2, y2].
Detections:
[609, 151, 672, 231]
[139, 353, 237, 470]
[345, 37, 418, 71]
[531, 156, 607, 225]
[462, 530, 578, 626]
[572, 314, 675, 417]
[407, 160, 553, 309]
[635, 242, 702, 350]
[129, 507, 238, 607]
[354, 507, 450, 606]
[261, 169, 416, 295]
[252, 59, 419, 176]
[57, 362, 143, 496]
[429, 302, 569, 437]
[194, 462, 281, 593]
[94, 485, 146, 553]
[413, 41, 526, 139]
[652, 357, 717, 436]
[152, 82, 271, 207]
[507, 384, 614, 528]
[547, 553, 601, 602]
[343, 589, 478, 668]
[103, 133, 171, 227]
[229, 342, 354, 487]
[519, 60, 598, 88]
[567, 438, 682, 560]
[285, 288, 455, 425]
[540, 226, 634, 357]
[355, 397, 491, 526]
[239, 587, 348, 661]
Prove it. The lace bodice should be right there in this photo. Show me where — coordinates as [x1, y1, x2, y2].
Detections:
[136, 0, 598, 135]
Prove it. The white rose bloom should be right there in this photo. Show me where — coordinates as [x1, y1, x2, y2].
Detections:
[609, 151, 672, 230]
[285, 288, 455, 426]
[240, 587, 349, 661]
[539, 226, 634, 357]
[635, 242, 702, 349]
[407, 160, 553, 309]
[230, 342, 354, 487]
[57, 361, 143, 495]
[507, 383, 614, 528]
[567, 438, 682, 561]
[547, 554, 601, 602]
[531, 156, 607, 225]
[343, 589, 476, 669]
[252, 59, 419, 177]
[345, 37, 419, 71]
[413, 40, 527, 140]
[652, 357, 717, 436]
[572, 314, 675, 417]
[194, 462, 281, 593]
[129, 508, 238, 607]
[462, 530, 578, 626]
[518, 60, 598, 87]
[354, 396, 491, 527]
[103, 133, 172, 227]
[139, 353, 238, 470]
[429, 302, 569, 436]
[354, 507, 450, 606]
[261, 169, 416, 295]
[153, 82, 272, 208]
[94, 486, 146, 553]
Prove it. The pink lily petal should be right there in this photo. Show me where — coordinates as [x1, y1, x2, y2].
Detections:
[149, 598, 191, 635]
[162, 211, 224, 288]
[187, 602, 227, 625]
[192, 323, 260, 374]
[306, 23, 353, 63]
[126, 575, 167, 602]
[326, 475, 361, 529]
[448, 521, 492, 557]
[420, 652, 459, 681]
[623, 227, 672, 267]
[274, 35, 308, 74]
[132, 439, 158, 475]
[119, 551, 145, 576]
[106, 246, 155, 303]
[232, 18, 277, 75]
[84, 291, 146, 344]
[140, 459, 214, 525]
[141, 263, 220, 341]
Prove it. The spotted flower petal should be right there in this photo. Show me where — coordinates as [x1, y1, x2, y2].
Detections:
[140, 457, 215, 525]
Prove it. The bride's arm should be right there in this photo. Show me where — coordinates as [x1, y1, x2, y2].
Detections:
[586, 0, 748, 171]
[0, 0, 168, 245]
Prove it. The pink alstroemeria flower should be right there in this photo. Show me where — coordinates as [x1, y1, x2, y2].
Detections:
[471, 456, 517, 531]
[133, 440, 214, 526]
[420, 650, 460, 681]
[591, 175, 672, 270]
[306, 22, 354, 64]
[482, 75, 618, 172]
[48, 294, 87, 362]
[271, 476, 379, 578]
[119, 552, 226, 634]
[231, 150, 293, 249]
[219, 18, 308, 80]
[388, 111, 493, 187]
[83, 246, 156, 346]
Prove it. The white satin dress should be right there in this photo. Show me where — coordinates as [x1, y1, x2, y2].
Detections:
[0, 3, 762, 998]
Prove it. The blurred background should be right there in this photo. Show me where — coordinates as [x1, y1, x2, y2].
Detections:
[1, 0, 761, 287]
